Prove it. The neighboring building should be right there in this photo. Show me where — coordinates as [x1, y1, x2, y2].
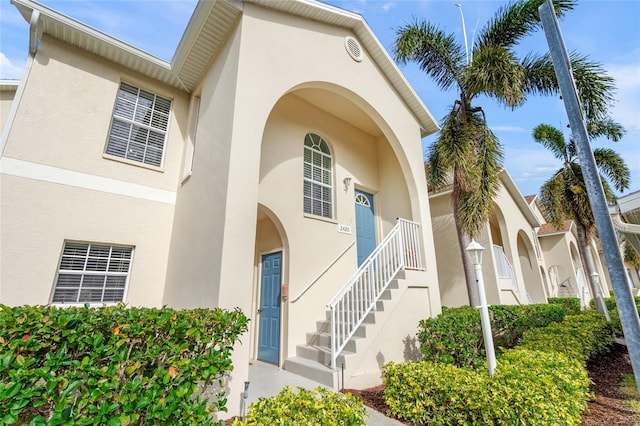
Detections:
[429, 170, 546, 308]
[528, 195, 610, 308]
[0, 0, 443, 416]
[0, 80, 19, 132]
[608, 190, 640, 294]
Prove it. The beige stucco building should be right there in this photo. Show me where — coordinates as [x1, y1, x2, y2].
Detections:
[430, 170, 547, 308]
[1, 0, 443, 417]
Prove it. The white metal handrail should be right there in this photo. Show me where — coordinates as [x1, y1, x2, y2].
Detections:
[493, 244, 522, 301]
[326, 218, 423, 369]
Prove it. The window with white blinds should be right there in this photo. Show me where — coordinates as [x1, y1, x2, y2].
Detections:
[105, 82, 171, 167]
[303, 133, 333, 218]
[51, 242, 133, 304]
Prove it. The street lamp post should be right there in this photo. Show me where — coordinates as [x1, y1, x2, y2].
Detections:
[466, 239, 497, 376]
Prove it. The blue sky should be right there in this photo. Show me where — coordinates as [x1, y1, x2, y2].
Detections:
[1, 0, 638, 197]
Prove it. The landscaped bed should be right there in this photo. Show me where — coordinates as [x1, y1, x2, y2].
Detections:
[347, 342, 639, 426]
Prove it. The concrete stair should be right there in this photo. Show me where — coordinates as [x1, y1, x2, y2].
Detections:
[284, 278, 401, 388]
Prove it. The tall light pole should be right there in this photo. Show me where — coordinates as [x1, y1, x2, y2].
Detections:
[455, 3, 470, 65]
[466, 239, 496, 375]
[539, 0, 640, 391]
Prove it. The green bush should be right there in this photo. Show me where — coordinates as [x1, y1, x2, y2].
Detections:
[0, 304, 249, 425]
[490, 304, 564, 348]
[418, 304, 564, 368]
[547, 297, 582, 315]
[518, 310, 613, 362]
[382, 349, 590, 425]
[588, 294, 640, 311]
[233, 386, 368, 426]
[417, 306, 483, 368]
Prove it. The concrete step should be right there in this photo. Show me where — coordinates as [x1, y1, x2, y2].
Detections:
[284, 356, 337, 388]
[295, 343, 355, 367]
[305, 331, 364, 352]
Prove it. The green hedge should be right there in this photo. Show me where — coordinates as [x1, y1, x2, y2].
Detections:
[0, 304, 249, 425]
[417, 304, 564, 368]
[587, 295, 640, 337]
[547, 297, 582, 315]
[386, 306, 613, 424]
[382, 349, 590, 425]
[233, 386, 368, 426]
[518, 310, 613, 362]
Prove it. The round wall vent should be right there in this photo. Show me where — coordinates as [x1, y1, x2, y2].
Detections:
[345, 36, 363, 62]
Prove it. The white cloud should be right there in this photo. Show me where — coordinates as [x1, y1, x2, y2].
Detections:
[382, 2, 396, 12]
[0, 53, 24, 80]
[607, 60, 640, 132]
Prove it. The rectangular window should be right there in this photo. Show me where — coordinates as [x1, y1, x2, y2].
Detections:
[51, 242, 133, 304]
[105, 82, 171, 167]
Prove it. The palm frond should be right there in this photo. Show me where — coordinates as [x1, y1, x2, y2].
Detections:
[586, 118, 625, 141]
[522, 52, 616, 122]
[593, 148, 630, 192]
[570, 53, 616, 122]
[463, 45, 525, 106]
[475, 0, 574, 51]
[521, 52, 557, 96]
[394, 20, 464, 91]
[452, 117, 503, 239]
[532, 124, 567, 161]
[432, 106, 479, 191]
[539, 171, 566, 229]
[426, 140, 451, 190]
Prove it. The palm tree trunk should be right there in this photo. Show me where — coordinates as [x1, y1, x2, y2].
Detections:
[452, 190, 481, 307]
[576, 223, 610, 319]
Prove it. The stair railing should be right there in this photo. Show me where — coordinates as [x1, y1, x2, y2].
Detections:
[493, 244, 522, 301]
[326, 218, 423, 369]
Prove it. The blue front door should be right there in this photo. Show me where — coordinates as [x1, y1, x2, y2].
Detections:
[258, 251, 282, 364]
[355, 190, 376, 266]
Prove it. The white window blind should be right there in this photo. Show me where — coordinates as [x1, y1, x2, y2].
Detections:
[51, 242, 132, 304]
[303, 133, 333, 218]
[105, 82, 171, 167]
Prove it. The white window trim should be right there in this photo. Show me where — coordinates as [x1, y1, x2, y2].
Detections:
[50, 241, 134, 305]
[303, 132, 334, 219]
[104, 82, 172, 169]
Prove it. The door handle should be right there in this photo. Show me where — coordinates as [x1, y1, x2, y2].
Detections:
[257, 309, 262, 314]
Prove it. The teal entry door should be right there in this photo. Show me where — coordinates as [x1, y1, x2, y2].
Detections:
[258, 251, 282, 364]
[355, 190, 376, 266]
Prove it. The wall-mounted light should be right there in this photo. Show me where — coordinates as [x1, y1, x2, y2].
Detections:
[343, 177, 352, 191]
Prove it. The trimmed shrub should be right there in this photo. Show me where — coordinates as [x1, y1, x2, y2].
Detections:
[588, 295, 640, 312]
[0, 304, 249, 425]
[233, 386, 368, 426]
[588, 295, 640, 337]
[547, 297, 582, 315]
[518, 310, 613, 362]
[490, 304, 564, 348]
[417, 306, 483, 368]
[418, 304, 564, 368]
[382, 349, 590, 425]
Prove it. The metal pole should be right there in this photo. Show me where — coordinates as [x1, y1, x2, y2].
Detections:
[475, 263, 497, 376]
[455, 3, 470, 65]
[539, 0, 640, 392]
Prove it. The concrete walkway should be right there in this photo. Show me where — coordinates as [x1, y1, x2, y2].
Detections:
[246, 360, 404, 425]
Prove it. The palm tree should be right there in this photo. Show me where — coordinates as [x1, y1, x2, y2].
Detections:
[394, 0, 617, 306]
[532, 123, 630, 314]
